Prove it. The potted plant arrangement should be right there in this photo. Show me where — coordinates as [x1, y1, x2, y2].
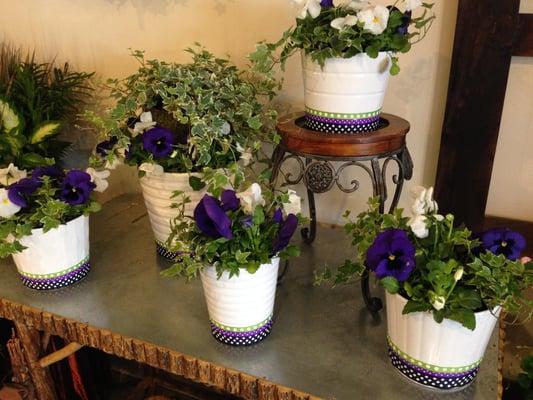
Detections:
[88, 47, 277, 260]
[319, 187, 533, 391]
[251, 0, 434, 134]
[162, 180, 302, 346]
[0, 45, 107, 290]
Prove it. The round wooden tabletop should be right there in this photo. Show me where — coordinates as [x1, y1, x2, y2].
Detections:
[276, 112, 410, 158]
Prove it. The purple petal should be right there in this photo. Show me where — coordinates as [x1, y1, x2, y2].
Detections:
[273, 208, 283, 224]
[194, 195, 233, 239]
[194, 196, 222, 238]
[59, 170, 95, 205]
[272, 214, 298, 253]
[8, 178, 42, 208]
[220, 190, 240, 212]
[142, 127, 176, 158]
[33, 165, 64, 180]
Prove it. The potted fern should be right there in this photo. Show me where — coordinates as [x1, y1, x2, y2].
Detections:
[162, 180, 301, 346]
[319, 188, 533, 391]
[87, 46, 277, 260]
[251, 0, 434, 134]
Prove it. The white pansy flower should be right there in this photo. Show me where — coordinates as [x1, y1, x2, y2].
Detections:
[411, 197, 425, 215]
[0, 164, 27, 187]
[220, 121, 231, 136]
[404, 0, 422, 11]
[236, 183, 265, 215]
[357, 5, 390, 35]
[86, 168, 111, 193]
[294, 0, 322, 19]
[330, 14, 358, 30]
[0, 188, 21, 218]
[139, 162, 164, 177]
[410, 186, 438, 216]
[133, 111, 157, 136]
[236, 143, 253, 166]
[283, 189, 302, 216]
[454, 267, 464, 282]
[408, 214, 428, 238]
[334, 0, 368, 10]
[434, 214, 444, 221]
[424, 186, 438, 213]
[432, 295, 446, 311]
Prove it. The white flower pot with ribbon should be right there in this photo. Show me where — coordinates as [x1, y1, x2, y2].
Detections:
[386, 292, 500, 391]
[200, 258, 280, 346]
[139, 172, 205, 261]
[12, 215, 90, 290]
[301, 52, 391, 134]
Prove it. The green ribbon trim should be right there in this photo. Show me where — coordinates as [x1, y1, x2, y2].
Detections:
[18, 256, 89, 279]
[305, 107, 381, 120]
[211, 314, 273, 332]
[387, 336, 482, 373]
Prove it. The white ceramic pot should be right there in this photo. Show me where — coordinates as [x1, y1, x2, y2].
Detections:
[200, 258, 280, 346]
[139, 172, 205, 260]
[301, 52, 391, 134]
[386, 292, 500, 391]
[12, 215, 90, 290]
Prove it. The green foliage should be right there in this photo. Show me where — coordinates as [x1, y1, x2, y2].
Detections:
[0, 175, 101, 258]
[0, 45, 94, 168]
[250, 3, 435, 78]
[87, 45, 278, 174]
[517, 355, 533, 399]
[318, 197, 533, 330]
[162, 178, 302, 281]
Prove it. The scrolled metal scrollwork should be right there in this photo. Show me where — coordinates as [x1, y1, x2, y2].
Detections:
[334, 161, 375, 194]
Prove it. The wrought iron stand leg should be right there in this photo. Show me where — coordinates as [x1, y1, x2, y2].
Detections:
[361, 269, 383, 313]
[301, 159, 317, 244]
[270, 145, 286, 184]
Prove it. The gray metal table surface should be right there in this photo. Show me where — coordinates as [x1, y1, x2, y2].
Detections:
[0, 194, 500, 400]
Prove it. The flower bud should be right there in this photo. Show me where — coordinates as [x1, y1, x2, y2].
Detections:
[432, 296, 446, 311]
[454, 267, 464, 282]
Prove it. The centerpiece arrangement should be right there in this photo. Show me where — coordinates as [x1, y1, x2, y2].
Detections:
[162, 181, 302, 346]
[0, 44, 105, 290]
[88, 46, 277, 260]
[251, 0, 434, 133]
[319, 187, 533, 391]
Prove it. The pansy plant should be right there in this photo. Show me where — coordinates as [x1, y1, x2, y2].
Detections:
[317, 187, 533, 330]
[0, 165, 106, 257]
[161, 182, 302, 280]
[251, 0, 435, 76]
[86, 46, 278, 188]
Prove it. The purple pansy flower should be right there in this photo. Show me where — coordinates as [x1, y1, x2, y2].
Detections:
[398, 10, 412, 35]
[272, 214, 298, 254]
[480, 228, 526, 261]
[220, 190, 240, 212]
[241, 216, 253, 229]
[366, 228, 416, 282]
[59, 170, 96, 206]
[96, 137, 118, 157]
[194, 195, 233, 239]
[8, 178, 42, 208]
[32, 165, 64, 181]
[273, 208, 283, 224]
[142, 127, 176, 158]
[320, 0, 334, 7]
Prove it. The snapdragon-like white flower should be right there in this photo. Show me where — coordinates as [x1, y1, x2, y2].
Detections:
[357, 5, 390, 35]
[408, 214, 428, 238]
[334, 0, 368, 10]
[133, 111, 157, 136]
[236, 143, 253, 166]
[139, 162, 164, 177]
[294, 0, 322, 19]
[404, 0, 423, 11]
[331, 14, 358, 30]
[0, 188, 21, 218]
[432, 295, 446, 311]
[454, 267, 464, 282]
[86, 167, 111, 193]
[0, 164, 27, 187]
[236, 183, 265, 215]
[283, 189, 302, 216]
[410, 186, 438, 215]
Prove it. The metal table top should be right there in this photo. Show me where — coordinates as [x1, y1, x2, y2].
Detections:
[0, 194, 499, 400]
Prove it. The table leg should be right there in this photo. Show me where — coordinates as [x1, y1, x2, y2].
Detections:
[270, 145, 285, 184]
[301, 158, 317, 244]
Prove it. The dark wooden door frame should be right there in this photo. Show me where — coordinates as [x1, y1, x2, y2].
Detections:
[434, 0, 533, 232]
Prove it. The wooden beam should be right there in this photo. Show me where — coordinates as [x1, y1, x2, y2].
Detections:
[514, 14, 533, 56]
[434, 0, 521, 232]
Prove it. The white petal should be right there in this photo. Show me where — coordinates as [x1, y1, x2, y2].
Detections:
[0, 188, 21, 218]
[344, 15, 358, 26]
[330, 17, 347, 30]
[307, 0, 322, 18]
[140, 111, 153, 123]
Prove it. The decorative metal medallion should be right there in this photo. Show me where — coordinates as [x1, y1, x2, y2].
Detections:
[304, 162, 335, 193]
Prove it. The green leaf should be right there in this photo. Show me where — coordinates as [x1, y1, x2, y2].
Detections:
[447, 309, 477, 330]
[253, 206, 265, 225]
[0, 98, 21, 133]
[20, 153, 53, 167]
[381, 276, 400, 294]
[30, 122, 62, 144]
[402, 300, 430, 314]
[189, 176, 206, 191]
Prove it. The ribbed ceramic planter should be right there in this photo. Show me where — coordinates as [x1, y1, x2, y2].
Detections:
[200, 258, 280, 346]
[139, 172, 204, 260]
[386, 292, 500, 391]
[12, 215, 90, 290]
[302, 52, 391, 134]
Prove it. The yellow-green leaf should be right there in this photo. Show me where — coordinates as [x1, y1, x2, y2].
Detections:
[0, 98, 21, 133]
[30, 122, 62, 144]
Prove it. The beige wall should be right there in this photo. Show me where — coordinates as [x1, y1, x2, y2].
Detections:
[1, 0, 459, 224]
